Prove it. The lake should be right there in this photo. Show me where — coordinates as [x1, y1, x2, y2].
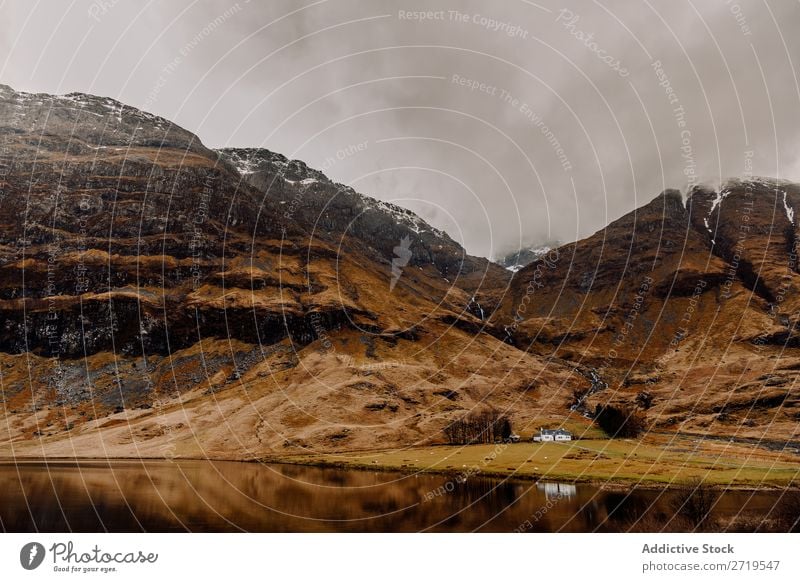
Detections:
[0, 460, 786, 532]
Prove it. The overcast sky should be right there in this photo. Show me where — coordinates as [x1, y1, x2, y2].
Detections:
[2, 0, 799, 259]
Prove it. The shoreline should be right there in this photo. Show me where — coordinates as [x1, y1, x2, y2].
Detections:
[256, 455, 799, 492]
[1, 452, 796, 492]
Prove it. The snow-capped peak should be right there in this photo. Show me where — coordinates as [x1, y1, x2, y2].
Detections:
[12, 88, 172, 129]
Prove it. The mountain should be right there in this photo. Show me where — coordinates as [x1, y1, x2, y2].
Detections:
[493, 182, 800, 441]
[1, 85, 797, 459]
[0, 85, 578, 458]
[495, 242, 561, 273]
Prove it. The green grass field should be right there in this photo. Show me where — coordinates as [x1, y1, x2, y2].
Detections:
[275, 434, 800, 487]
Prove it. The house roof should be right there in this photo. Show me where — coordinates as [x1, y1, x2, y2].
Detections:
[540, 428, 572, 435]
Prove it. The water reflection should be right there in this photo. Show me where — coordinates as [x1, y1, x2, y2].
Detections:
[0, 461, 783, 532]
[537, 482, 577, 499]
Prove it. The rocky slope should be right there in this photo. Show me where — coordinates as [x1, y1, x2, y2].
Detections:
[215, 147, 511, 293]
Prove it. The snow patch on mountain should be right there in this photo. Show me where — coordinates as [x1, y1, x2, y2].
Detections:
[706, 178, 797, 225]
[216, 147, 447, 238]
[364, 198, 445, 237]
[222, 149, 261, 175]
[495, 243, 559, 272]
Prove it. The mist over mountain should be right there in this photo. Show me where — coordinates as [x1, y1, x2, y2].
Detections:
[2, 1, 799, 259]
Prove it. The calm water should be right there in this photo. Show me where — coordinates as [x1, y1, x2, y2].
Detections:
[0, 460, 785, 532]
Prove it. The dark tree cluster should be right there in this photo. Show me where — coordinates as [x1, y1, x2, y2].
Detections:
[594, 404, 646, 438]
[443, 411, 512, 445]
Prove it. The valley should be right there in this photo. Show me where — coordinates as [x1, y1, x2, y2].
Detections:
[0, 85, 797, 493]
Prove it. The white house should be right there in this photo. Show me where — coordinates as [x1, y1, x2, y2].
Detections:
[532, 428, 573, 442]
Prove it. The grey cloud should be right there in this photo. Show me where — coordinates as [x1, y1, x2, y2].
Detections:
[1, 0, 798, 259]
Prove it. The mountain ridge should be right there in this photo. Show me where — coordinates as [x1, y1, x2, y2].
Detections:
[1, 84, 799, 459]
